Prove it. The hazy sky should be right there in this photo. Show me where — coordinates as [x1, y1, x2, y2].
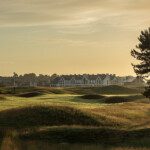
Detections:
[0, 0, 150, 76]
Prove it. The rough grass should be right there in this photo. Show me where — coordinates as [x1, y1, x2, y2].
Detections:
[0, 87, 34, 94]
[65, 85, 139, 95]
[81, 95, 143, 106]
[0, 96, 6, 101]
[88, 101, 150, 130]
[0, 106, 100, 129]
[0, 86, 149, 147]
[0, 85, 139, 95]
[1, 132, 150, 150]
[19, 126, 150, 147]
[0, 94, 149, 129]
[78, 95, 144, 104]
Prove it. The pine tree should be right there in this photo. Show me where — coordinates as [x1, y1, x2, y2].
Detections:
[131, 27, 150, 99]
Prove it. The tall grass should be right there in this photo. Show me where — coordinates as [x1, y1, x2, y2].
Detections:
[19, 126, 150, 147]
[0, 85, 139, 95]
[1, 130, 20, 150]
[0, 106, 100, 129]
[0, 86, 149, 148]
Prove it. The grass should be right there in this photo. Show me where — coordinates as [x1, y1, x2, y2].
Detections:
[0, 96, 6, 101]
[19, 127, 150, 146]
[79, 94, 145, 104]
[1, 133, 150, 150]
[64, 85, 140, 95]
[0, 106, 100, 129]
[0, 85, 140, 95]
[0, 86, 150, 148]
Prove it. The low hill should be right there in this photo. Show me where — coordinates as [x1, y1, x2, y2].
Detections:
[17, 91, 44, 98]
[0, 106, 100, 129]
[65, 85, 139, 95]
[0, 85, 139, 96]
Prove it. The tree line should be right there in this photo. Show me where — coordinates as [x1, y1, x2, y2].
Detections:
[0, 73, 58, 87]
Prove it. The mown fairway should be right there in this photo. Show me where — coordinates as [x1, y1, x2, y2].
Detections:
[0, 86, 150, 149]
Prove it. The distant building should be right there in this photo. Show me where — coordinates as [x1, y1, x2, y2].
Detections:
[50, 74, 143, 87]
[0, 73, 145, 88]
[124, 76, 146, 87]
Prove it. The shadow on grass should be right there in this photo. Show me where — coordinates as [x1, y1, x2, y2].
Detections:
[0, 85, 139, 95]
[65, 85, 139, 95]
[18, 127, 150, 148]
[1, 135, 150, 150]
[71, 94, 145, 104]
[0, 105, 100, 129]
[16, 91, 44, 98]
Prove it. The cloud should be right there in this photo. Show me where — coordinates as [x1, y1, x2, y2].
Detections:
[1, 0, 150, 76]
[0, 0, 149, 28]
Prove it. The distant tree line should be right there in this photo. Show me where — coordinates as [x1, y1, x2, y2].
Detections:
[0, 73, 57, 87]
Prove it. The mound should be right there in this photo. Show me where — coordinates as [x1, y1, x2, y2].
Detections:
[48, 88, 66, 94]
[65, 85, 139, 95]
[17, 91, 44, 98]
[104, 96, 131, 104]
[0, 85, 139, 95]
[98, 85, 139, 94]
[0, 106, 99, 128]
[80, 94, 105, 99]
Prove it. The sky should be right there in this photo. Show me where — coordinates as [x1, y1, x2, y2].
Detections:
[0, 0, 150, 76]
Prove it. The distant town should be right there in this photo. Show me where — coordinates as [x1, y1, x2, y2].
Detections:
[0, 73, 145, 87]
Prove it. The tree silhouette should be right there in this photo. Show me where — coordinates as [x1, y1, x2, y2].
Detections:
[131, 27, 150, 99]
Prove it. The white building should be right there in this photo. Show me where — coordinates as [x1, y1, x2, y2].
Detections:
[50, 74, 138, 87]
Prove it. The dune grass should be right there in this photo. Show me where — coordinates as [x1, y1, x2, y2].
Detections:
[0, 92, 149, 130]
[0, 86, 150, 147]
[64, 85, 139, 95]
[0, 106, 100, 129]
[1, 132, 150, 150]
[0, 85, 139, 95]
[19, 126, 150, 147]
[0, 96, 6, 101]
[79, 94, 145, 104]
